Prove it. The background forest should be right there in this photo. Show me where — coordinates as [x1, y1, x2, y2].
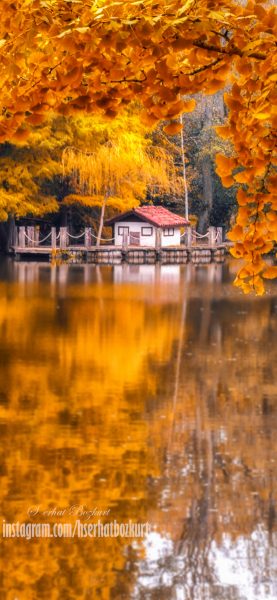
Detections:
[0, 93, 236, 252]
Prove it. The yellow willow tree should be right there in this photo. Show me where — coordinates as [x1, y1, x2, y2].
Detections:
[62, 113, 183, 245]
[0, 0, 276, 290]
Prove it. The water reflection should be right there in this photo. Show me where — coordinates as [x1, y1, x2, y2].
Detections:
[0, 259, 276, 600]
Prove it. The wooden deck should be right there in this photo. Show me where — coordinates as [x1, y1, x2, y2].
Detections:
[11, 225, 230, 264]
[11, 244, 229, 264]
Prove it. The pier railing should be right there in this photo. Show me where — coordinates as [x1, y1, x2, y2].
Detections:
[16, 226, 95, 249]
[14, 225, 224, 250]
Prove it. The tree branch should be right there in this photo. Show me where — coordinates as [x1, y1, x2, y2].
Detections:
[193, 41, 266, 60]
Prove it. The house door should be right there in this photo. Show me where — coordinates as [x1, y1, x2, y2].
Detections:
[130, 231, 140, 246]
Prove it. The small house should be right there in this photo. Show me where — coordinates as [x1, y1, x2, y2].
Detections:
[105, 206, 189, 247]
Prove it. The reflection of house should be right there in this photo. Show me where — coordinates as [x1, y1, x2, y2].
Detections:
[105, 206, 189, 247]
[113, 264, 181, 285]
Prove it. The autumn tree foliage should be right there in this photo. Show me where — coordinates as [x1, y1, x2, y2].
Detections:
[62, 111, 183, 243]
[0, 117, 73, 222]
[0, 110, 184, 250]
[0, 0, 276, 291]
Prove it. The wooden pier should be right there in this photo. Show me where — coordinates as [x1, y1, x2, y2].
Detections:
[11, 225, 229, 264]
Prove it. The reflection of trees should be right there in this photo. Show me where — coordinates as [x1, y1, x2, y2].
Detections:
[0, 260, 276, 599]
[0, 261, 186, 599]
[136, 275, 277, 600]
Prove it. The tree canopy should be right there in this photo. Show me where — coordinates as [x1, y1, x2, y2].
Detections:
[0, 0, 276, 291]
[0, 110, 182, 223]
[62, 111, 183, 211]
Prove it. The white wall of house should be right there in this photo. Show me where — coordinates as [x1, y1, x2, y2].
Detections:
[114, 221, 182, 247]
[161, 228, 181, 247]
[114, 221, 156, 247]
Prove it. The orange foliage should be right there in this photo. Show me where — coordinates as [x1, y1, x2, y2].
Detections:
[0, 0, 276, 291]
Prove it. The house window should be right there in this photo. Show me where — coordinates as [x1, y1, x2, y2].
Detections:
[141, 227, 153, 236]
[164, 228, 175, 236]
[118, 226, 129, 236]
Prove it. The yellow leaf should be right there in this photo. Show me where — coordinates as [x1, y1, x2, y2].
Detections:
[228, 224, 244, 241]
[237, 207, 250, 226]
[229, 243, 245, 258]
[215, 125, 232, 139]
[61, 67, 82, 85]
[263, 266, 277, 279]
[234, 170, 253, 184]
[158, 87, 177, 102]
[172, 38, 192, 51]
[253, 276, 265, 296]
[163, 121, 183, 135]
[182, 99, 196, 113]
[237, 189, 251, 206]
[216, 154, 237, 173]
[205, 79, 226, 94]
[254, 112, 271, 120]
[141, 110, 159, 127]
[26, 113, 45, 125]
[165, 100, 186, 118]
[11, 127, 30, 142]
[221, 175, 234, 188]
[237, 267, 250, 279]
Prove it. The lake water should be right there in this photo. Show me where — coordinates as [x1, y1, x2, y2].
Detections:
[0, 258, 276, 600]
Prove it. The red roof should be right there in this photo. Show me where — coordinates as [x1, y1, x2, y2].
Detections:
[105, 206, 189, 228]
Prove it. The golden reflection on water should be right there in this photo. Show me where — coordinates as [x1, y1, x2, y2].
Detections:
[0, 260, 276, 600]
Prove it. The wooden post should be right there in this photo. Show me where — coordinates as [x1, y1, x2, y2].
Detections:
[85, 227, 92, 248]
[216, 227, 223, 244]
[60, 227, 67, 249]
[51, 227, 57, 249]
[155, 228, 162, 252]
[34, 225, 40, 247]
[27, 226, 34, 247]
[14, 226, 19, 248]
[186, 226, 192, 247]
[19, 226, 26, 248]
[208, 226, 216, 246]
[122, 229, 128, 250]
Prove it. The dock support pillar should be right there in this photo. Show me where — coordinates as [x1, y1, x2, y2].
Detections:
[122, 230, 128, 251]
[186, 226, 192, 247]
[51, 227, 57, 249]
[155, 228, 161, 253]
[14, 227, 19, 248]
[216, 227, 223, 244]
[26, 226, 34, 247]
[208, 226, 217, 246]
[19, 226, 26, 248]
[34, 225, 40, 247]
[60, 227, 68, 249]
[85, 227, 92, 248]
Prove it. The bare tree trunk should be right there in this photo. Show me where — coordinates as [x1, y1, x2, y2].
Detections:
[0, 214, 15, 253]
[180, 114, 189, 221]
[197, 95, 216, 233]
[198, 156, 213, 233]
[96, 196, 107, 247]
[7, 215, 16, 250]
[60, 205, 68, 226]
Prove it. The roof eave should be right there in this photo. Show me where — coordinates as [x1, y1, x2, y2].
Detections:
[105, 209, 189, 228]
